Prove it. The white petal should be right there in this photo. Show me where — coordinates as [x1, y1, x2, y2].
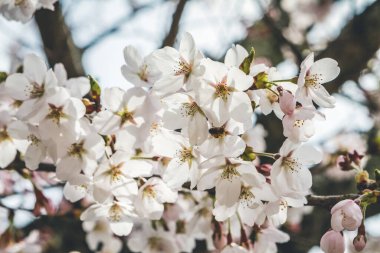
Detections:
[23, 54, 47, 84]
[0, 140, 17, 168]
[310, 58, 340, 84]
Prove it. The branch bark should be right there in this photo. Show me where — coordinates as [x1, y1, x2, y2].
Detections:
[161, 0, 188, 47]
[34, 2, 85, 77]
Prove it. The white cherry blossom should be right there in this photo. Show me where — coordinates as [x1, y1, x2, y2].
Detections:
[296, 52, 340, 108]
[151, 32, 204, 96]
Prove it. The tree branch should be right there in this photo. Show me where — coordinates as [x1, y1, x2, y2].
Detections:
[161, 0, 188, 47]
[306, 193, 360, 209]
[34, 2, 85, 77]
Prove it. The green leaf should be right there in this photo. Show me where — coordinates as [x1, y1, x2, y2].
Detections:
[88, 75, 101, 99]
[0, 72, 7, 83]
[239, 47, 255, 75]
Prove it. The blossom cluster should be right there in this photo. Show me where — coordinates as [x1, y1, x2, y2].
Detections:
[0, 0, 57, 23]
[0, 32, 342, 253]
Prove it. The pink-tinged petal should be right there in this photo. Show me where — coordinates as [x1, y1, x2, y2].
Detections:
[224, 44, 248, 68]
[279, 139, 300, 157]
[23, 54, 47, 84]
[65, 77, 90, 98]
[293, 145, 322, 166]
[320, 230, 345, 253]
[279, 91, 296, 116]
[0, 140, 17, 168]
[124, 160, 152, 178]
[300, 53, 314, 71]
[102, 87, 124, 112]
[188, 112, 208, 145]
[153, 75, 184, 97]
[163, 158, 190, 189]
[310, 58, 340, 84]
[92, 111, 121, 135]
[54, 63, 67, 83]
[227, 67, 252, 91]
[331, 211, 344, 232]
[213, 201, 238, 221]
[110, 221, 133, 236]
[4, 74, 31, 100]
[24, 144, 46, 170]
[179, 32, 196, 63]
[197, 166, 222, 191]
[123, 45, 143, 71]
[216, 177, 241, 207]
[124, 87, 147, 111]
[229, 92, 253, 133]
[309, 85, 336, 108]
[331, 199, 354, 214]
[63, 182, 87, 202]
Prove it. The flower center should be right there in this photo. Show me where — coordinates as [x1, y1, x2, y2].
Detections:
[29, 83, 45, 99]
[0, 129, 10, 143]
[116, 107, 135, 126]
[138, 65, 149, 82]
[221, 163, 240, 181]
[239, 186, 256, 207]
[293, 120, 304, 128]
[174, 57, 192, 78]
[27, 134, 40, 146]
[109, 162, 125, 182]
[282, 157, 301, 172]
[178, 147, 193, 164]
[305, 74, 322, 88]
[180, 102, 201, 118]
[108, 203, 122, 222]
[266, 89, 279, 104]
[67, 141, 86, 159]
[46, 104, 66, 124]
[15, 0, 26, 6]
[143, 185, 156, 198]
[214, 79, 233, 101]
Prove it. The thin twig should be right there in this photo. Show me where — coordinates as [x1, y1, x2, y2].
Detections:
[161, 0, 188, 47]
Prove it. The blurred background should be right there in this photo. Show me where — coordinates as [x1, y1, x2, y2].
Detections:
[0, 0, 380, 252]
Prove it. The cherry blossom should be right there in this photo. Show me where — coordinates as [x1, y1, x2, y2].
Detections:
[296, 52, 340, 108]
[271, 139, 322, 195]
[150, 32, 204, 96]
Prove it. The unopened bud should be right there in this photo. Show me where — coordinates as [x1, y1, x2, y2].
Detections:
[320, 230, 345, 253]
[257, 164, 271, 177]
[353, 234, 367, 252]
[213, 233, 227, 250]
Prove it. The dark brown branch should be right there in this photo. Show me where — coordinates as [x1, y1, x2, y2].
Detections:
[34, 2, 85, 77]
[306, 193, 360, 209]
[161, 0, 188, 47]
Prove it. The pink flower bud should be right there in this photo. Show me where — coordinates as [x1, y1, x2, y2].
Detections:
[213, 233, 227, 250]
[331, 199, 363, 231]
[279, 91, 296, 116]
[353, 234, 366, 252]
[320, 230, 345, 253]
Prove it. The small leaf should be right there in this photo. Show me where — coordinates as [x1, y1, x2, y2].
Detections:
[239, 47, 255, 75]
[0, 72, 7, 83]
[86, 75, 102, 113]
